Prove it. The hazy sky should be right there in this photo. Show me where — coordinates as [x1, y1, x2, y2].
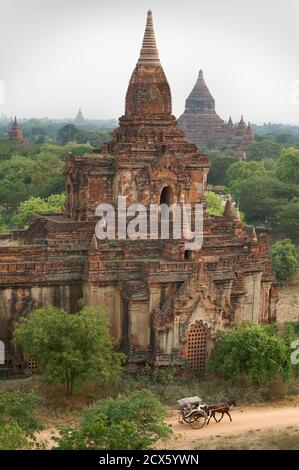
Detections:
[0, 0, 299, 124]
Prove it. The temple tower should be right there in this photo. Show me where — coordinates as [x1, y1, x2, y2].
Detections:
[9, 117, 26, 146]
[178, 71, 255, 155]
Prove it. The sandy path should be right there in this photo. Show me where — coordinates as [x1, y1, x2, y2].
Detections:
[163, 405, 299, 449]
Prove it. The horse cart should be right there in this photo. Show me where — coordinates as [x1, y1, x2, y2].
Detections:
[177, 396, 209, 429]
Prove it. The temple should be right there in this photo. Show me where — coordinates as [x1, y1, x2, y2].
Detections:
[8, 117, 27, 147]
[178, 71, 255, 157]
[0, 11, 276, 376]
[74, 108, 86, 126]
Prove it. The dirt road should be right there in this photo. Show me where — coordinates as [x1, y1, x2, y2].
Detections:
[163, 404, 299, 449]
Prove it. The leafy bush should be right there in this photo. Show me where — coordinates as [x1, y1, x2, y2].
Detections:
[0, 390, 41, 434]
[205, 191, 224, 216]
[0, 422, 30, 450]
[270, 239, 298, 282]
[207, 323, 292, 384]
[0, 391, 42, 449]
[55, 389, 172, 450]
[12, 193, 66, 228]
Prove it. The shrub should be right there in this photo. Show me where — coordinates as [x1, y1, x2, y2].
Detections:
[0, 390, 42, 434]
[270, 239, 298, 283]
[55, 389, 172, 450]
[0, 391, 42, 449]
[207, 323, 292, 384]
[205, 191, 224, 216]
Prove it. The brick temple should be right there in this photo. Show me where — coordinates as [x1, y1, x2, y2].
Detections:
[0, 11, 276, 375]
[178, 70, 255, 157]
[8, 117, 27, 147]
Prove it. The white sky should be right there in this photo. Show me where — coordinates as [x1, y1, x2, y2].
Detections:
[0, 0, 298, 124]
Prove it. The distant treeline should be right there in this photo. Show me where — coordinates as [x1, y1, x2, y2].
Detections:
[0, 118, 114, 147]
[253, 123, 299, 138]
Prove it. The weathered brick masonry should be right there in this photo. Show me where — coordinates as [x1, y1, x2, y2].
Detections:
[0, 11, 276, 375]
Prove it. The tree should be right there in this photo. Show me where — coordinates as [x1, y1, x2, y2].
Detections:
[0, 151, 64, 213]
[0, 215, 9, 234]
[0, 156, 37, 212]
[270, 239, 298, 283]
[29, 126, 46, 144]
[57, 124, 78, 145]
[277, 200, 299, 239]
[225, 160, 266, 183]
[207, 151, 235, 186]
[229, 174, 299, 228]
[40, 142, 92, 158]
[12, 193, 65, 228]
[276, 147, 299, 185]
[14, 305, 124, 396]
[207, 323, 292, 384]
[246, 140, 282, 161]
[0, 139, 22, 161]
[205, 191, 224, 216]
[55, 389, 172, 450]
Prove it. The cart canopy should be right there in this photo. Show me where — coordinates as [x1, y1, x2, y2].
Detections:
[177, 396, 202, 408]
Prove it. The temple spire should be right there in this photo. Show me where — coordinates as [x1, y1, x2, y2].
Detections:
[185, 69, 216, 112]
[137, 10, 160, 67]
[227, 116, 233, 127]
[238, 115, 246, 129]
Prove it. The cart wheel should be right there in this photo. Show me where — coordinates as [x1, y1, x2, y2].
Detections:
[189, 415, 207, 429]
[182, 416, 191, 424]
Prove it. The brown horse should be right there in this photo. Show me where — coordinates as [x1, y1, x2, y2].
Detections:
[206, 400, 236, 425]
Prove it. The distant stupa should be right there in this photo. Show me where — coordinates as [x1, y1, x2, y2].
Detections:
[9, 116, 27, 146]
[74, 108, 86, 125]
[178, 70, 255, 157]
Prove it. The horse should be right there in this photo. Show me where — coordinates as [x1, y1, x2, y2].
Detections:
[206, 400, 236, 425]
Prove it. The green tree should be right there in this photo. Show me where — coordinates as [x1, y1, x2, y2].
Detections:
[229, 174, 299, 228]
[207, 323, 292, 384]
[226, 160, 267, 183]
[270, 239, 298, 283]
[57, 124, 78, 145]
[29, 126, 46, 144]
[205, 191, 224, 216]
[0, 152, 64, 213]
[0, 214, 9, 234]
[55, 389, 172, 450]
[246, 140, 282, 161]
[14, 305, 124, 396]
[207, 151, 235, 186]
[276, 147, 299, 185]
[12, 193, 65, 228]
[40, 141, 92, 158]
[0, 156, 37, 212]
[0, 139, 22, 160]
[277, 200, 299, 239]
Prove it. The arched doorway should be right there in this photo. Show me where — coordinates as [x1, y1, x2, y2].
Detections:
[185, 321, 209, 377]
[184, 250, 192, 260]
[160, 186, 173, 205]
